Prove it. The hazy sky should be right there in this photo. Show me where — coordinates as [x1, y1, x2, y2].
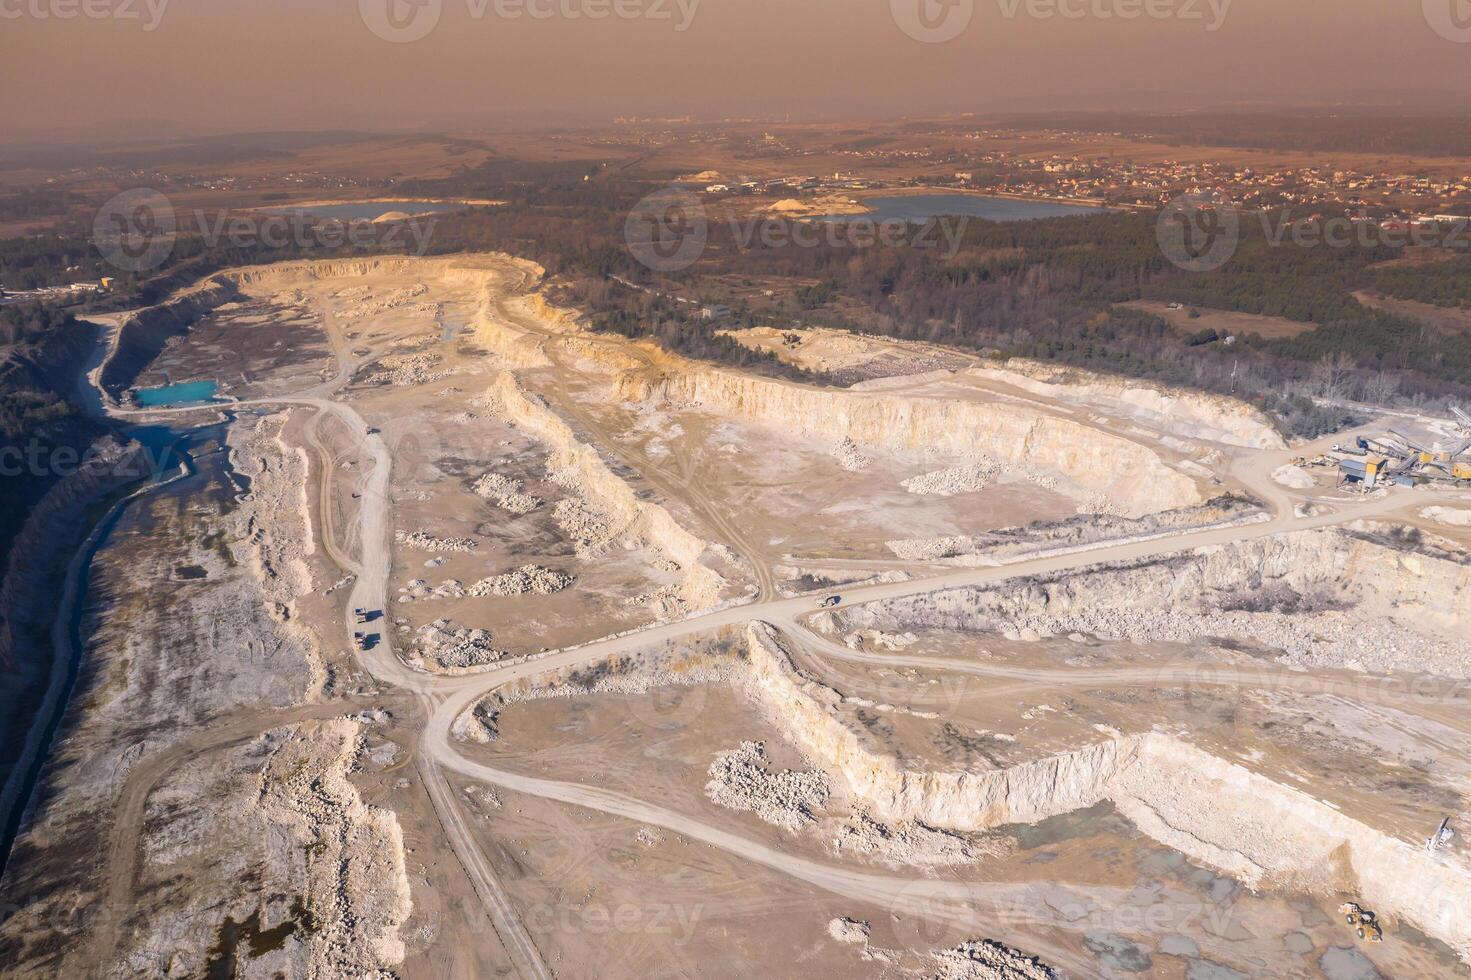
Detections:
[3, 0, 1469, 138]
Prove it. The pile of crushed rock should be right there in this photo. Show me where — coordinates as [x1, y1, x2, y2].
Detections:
[472, 472, 541, 514]
[396, 530, 477, 553]
[832, 437, 874, 472]
[409, 619, 507, 670]
[930, 939, 1056, 980]
[831, 811, 984, 868]
[902, 458, 1000, 496]
[468, 564, 573, 597]
[553, 497, 617, 555]
[367, 351, 450, 387]
[1002, 602, 1470, 677]
[397, 566, 572, 602]
[705, 741, 830, 832]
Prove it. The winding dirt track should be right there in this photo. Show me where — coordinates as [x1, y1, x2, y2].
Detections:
[100, 255, 1471, 978]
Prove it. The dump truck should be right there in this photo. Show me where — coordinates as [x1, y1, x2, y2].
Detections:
[1339, 903, 1383, 943]
[818, 595, 842, 608]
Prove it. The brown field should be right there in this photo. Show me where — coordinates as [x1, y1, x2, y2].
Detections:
[1354, 290, 1471, 334]
[1121, 299, 1319, 340]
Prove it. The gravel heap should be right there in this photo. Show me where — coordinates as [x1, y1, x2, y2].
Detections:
[396, 530, 477, 553]
[411, 619, 507, 670]
[705, 741, 830, 832]
[832, 810, 982, 868]
[1004, 604, 1471, 678]
[367, 351, 450, 387]
[902, 459, 1000, 496]
[467, 564, 574, 597]
[930, 939, 1056, 980]
[472, 472, 542, 515]
[553, 497, 615, 555]
[340, 282, 429, 318]
[827, 918, 871, 944]
[832, 437, 874, 472]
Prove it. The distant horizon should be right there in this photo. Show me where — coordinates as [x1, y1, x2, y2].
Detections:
[6, 0, 1471, 140]
[10, 96, 1471, 150]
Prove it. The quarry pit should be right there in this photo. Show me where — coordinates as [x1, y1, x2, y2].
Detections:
[4, 252, 1470, 980]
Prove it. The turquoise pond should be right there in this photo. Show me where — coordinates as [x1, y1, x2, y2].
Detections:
[825, 194, 1106, 223]
[134, 380, 219, 407]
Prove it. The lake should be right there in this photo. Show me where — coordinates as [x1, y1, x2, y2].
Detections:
[258, 201, 468, 221]
[135, 380, 219, 407]
[828, 194, 1106, 223]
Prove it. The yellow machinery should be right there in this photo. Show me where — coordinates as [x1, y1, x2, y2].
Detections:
[1340, 904, 1384, 943]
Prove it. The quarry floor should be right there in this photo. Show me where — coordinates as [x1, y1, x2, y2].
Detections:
[5, 252, 1471, 979]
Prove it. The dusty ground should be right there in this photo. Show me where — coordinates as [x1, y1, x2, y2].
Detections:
[6, 251, 1471, 980]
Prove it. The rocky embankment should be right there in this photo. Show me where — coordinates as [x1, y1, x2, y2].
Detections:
[886, 494, 1262, 563]
[843, 525, 1471, 676]
[737, 624, 1471, 962]
[98, 278, 241, 398]
[963, 360, 1285, 450]
[485, 371, 732, 612]
[618, 367, 1203, 518]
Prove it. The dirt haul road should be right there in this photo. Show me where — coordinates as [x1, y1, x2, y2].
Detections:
[105, 254, 1471, 977]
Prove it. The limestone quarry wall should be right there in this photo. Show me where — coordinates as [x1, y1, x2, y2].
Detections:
[99, 279, 241, 396]
[1116, 735, 1471, 960]
[487, 371, 727, 610]
[739, 624, 1471, 961]
[967, 360, 1285, 450]
[621, 369, 1203, 518]
[846, 527, 1471, 641]
[741, 624, 1134, 828]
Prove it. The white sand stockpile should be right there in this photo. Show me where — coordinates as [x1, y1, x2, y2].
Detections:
[1422, 506, 1471, 527]
[1271, 464, 1316, 489]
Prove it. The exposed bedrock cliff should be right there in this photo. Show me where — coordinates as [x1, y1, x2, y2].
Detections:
[99, 279, 242, 397]
[487, 371, 730, 610]
[619, 369, 1204, 518]
[837, 525, 1471, 675]
[964, 360, 1286, 451]
[739, 623, 1471, 961]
